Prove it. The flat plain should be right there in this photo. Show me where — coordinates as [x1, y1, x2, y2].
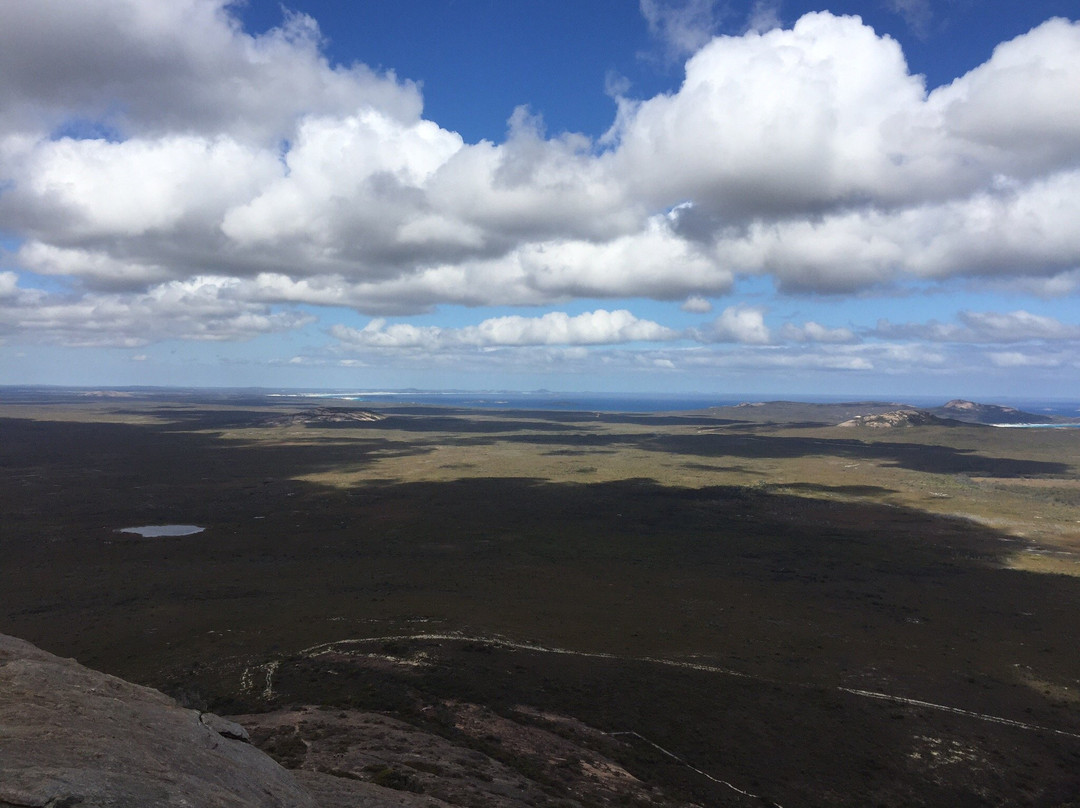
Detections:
[2, 391, 1079, 806]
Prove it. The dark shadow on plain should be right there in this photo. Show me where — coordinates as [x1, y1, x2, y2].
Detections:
[681, 462, 766, 475]
[778, 482, 899, 497]
[645, 433, 1071, 476]
[439, 429, 1070, 476]
[325, 415, 586, 433]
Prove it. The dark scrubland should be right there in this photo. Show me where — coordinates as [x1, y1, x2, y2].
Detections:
[2, 392, 1079, 807]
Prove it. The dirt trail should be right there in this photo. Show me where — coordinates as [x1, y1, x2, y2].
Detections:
[243, 632, 1080, 741]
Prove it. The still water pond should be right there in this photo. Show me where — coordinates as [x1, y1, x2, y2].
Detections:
[119, 525, 205, 537]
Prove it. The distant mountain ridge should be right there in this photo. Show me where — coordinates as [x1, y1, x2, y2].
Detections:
[929, 399, 1043, 425]
[715, 399, 1071, 426]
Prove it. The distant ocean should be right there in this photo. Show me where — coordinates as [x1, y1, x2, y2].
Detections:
[6, 386, 1079, 419]
[273, 390, 730, 412]
[270, 390, 1080, 417]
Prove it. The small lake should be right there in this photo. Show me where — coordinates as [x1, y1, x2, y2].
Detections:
[119, 525, 205, 537]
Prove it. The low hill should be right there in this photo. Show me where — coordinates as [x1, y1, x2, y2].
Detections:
[930, 399, 1048, 425]
[837, 409, 963, 428]
[712, 400, 912, 425]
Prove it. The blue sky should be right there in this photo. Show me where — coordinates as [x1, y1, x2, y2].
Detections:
[1, 0, 1079, 398]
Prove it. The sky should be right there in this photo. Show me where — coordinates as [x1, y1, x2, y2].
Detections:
[1, 0, 1079, 398]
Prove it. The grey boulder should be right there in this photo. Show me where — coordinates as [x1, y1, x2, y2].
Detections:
[0, 633, 317, 808]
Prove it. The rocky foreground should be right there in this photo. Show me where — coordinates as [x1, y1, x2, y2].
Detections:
[0, 633, 433, 808]
[0, 634, 690, 807]
[0, 632, 317, 807]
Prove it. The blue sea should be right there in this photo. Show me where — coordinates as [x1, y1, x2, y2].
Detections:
[269, 389, 1080, 418]
[273, 389, 731, 412]
[7, 386, 1079, 419]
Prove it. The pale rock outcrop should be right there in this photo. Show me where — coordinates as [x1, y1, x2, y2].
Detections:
[0, 633, 317, 808]
[264, 407, 384, 426]
[837, 409, 950, 428]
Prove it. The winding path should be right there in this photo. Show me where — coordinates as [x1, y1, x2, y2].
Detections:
[240, 630, 1080, 805]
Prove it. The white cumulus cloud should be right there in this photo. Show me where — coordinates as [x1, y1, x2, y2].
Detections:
[690, 305, 772, 344]
[873, 310, 1080, 343]
[987, 351, 1066, 368]
[780, 321, 858, 343]
[0, 1, 1078, 361]
[332, 309, 678, 351]
[680, 295, 713, 313]
[0, 274, 312, 346]
[0, 0, 421, 141]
